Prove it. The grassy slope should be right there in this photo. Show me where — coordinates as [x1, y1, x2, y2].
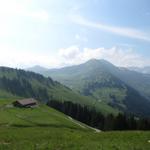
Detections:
[49, 85, 118, 115]
[0, 67, 118, 115]
[0, 99, 150, 150]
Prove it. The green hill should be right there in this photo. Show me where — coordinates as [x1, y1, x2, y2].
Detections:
[42, 59, 150, 117]
[0, 66, 150, 150]
[0, 67, 117, 114]
[0, 98, 88, 130]
[0, 99, 150, 150]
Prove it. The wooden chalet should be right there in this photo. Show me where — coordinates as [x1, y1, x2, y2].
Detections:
[13, 98, 38, 108]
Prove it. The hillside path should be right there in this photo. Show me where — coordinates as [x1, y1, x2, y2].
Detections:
[68, 116, 101, 133]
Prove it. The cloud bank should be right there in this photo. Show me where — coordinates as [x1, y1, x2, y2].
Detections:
[58, 46, 149, 67]
[0, 44, 149, 68]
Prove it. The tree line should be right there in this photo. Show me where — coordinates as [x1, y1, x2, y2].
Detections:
[47, 100, 150, 131]
[0, 76, 50, 102]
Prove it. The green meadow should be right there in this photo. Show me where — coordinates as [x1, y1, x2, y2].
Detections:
[0, 99, 150, 150]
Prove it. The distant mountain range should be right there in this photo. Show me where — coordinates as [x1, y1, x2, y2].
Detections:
[27, 65, 48, 74]
[27, 59, 150, 117]
[128, 66, 150, 74]
[27, 61, 150, 75]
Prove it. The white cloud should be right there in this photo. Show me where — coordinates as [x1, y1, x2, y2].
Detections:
[0, 44, 149, 68]
[58, 46, 150, 67]
[70, 15, 150, 42]
[0, 45, 60, 68]
[59, 46, 80, 60]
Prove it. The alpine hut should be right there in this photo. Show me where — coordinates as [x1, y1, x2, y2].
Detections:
[13, 98, 38, 108]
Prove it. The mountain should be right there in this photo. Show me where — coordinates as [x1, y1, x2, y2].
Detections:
[27, 65, 48, 74]
[37, 59, 150, 117]
[0, 66, 117, 114]
[113, 67, 150, 100]
[128, 66, 150, 74]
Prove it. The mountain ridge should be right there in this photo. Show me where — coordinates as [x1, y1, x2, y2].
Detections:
[31, 59, 150, 117]
[0, 66, 118, 115]
[128, 66, 150, 74]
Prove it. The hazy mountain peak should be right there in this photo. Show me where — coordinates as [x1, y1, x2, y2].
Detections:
[30, 65, 46, 69]
[85, 59, 113, 66]
[27, 65, 48, 73]
[83, 59, 116, 72]
[86, 58, 99, 63]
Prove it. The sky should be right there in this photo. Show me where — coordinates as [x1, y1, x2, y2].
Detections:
[0, 0, 150, 68]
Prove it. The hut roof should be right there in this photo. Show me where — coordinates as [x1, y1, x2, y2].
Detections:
[16, 98, 37, 106]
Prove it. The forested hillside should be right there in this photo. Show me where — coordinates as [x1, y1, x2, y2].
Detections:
[0, 67, 117, 114]
[40, 59, 150, 117]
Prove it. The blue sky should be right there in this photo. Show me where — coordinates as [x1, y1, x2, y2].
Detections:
[0, 0, 150, 68]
